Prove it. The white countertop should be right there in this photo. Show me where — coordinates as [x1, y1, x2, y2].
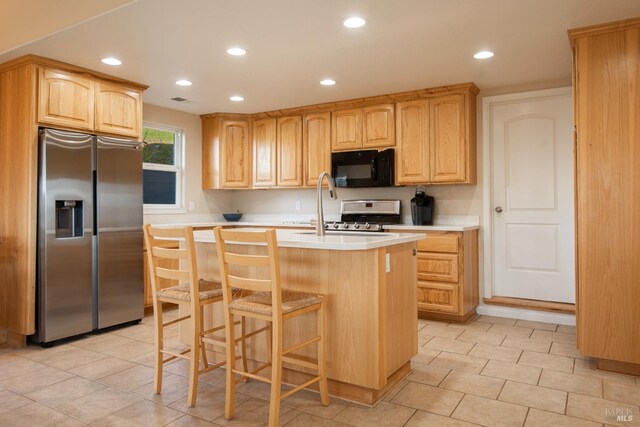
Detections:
[192, 228, 425, 251]
[154, 221, 478, 232]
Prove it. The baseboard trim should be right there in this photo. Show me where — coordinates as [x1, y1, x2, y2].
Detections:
[483, 297, 575, 314]
[419, 310, 478, 324]
[597, 358, 640, 376]
[477, 303, 576, 326]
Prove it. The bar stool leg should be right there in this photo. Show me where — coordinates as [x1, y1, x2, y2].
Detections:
[153, 301, 164, 394]
[268, 319, 283, 427]
[318, 301, 330, 406]
[224, 312, 237, 419]
[199, 305, 209, 369]
[241, 317, 249, 377]
[188, 306, 201, 407]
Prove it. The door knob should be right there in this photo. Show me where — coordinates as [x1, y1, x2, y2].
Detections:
[495, 206, 503, 213]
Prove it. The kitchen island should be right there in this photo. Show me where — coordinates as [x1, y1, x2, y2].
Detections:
[178, 228, 424, 404]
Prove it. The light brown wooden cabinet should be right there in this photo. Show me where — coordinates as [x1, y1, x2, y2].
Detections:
[332, 104, 395, 152]
[303, 112, 331, 186]
[570, 18, 640, 367]
[37, 67, 143, 138]
[387, 228, 479, 322]
[363, 104, 395, 148]
[202, 114, 252, 189]
[395, 99, 430, 184]
[253, 118, 277, 188]
[331, 108, 362, 151]
[277, 115, 303, 187]
[429, 94, 467, 183]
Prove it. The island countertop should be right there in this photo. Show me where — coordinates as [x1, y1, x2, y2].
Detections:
[191, 228, 425, 251]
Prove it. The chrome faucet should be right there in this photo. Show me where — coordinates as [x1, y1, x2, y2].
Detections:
[316, 172, 338, 236]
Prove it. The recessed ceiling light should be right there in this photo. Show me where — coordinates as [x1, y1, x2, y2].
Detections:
[101, 57, 122, 66]
[227, 47, 247, 56]
[473, 50, 494, 60]
[342, 16, 366, 28]
[175, 79, 192, 86]
[230, 95, 244, 102]
[320, 79, 336, 86]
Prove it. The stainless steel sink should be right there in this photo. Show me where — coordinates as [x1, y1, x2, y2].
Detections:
[293, 231, 382, 237]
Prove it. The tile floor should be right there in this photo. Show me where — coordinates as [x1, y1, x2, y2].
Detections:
[1, 311, 639, 426]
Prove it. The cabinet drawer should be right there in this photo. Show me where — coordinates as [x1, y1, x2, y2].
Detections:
[417, 253, 459, 282]
[417, 232, 459, 253]
[418, 282, 459, 314]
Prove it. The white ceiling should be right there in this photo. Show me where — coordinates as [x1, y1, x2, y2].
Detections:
[1, 0, 639, 115]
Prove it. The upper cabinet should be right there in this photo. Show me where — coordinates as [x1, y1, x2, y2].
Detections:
[429, 94, 466, 183]
[331, 109, 362, 151]
[38, 68, 95, 131]
[253, 118, 277, 188]
[277, 115, 303, 187]
[94, 83, 142, 138]
[37, 66, 144, 139]
[202, 115, 252, 189]
[363, 104, 395, 148]
[396, 100, 430, 184]
[303, 112, 331, 186]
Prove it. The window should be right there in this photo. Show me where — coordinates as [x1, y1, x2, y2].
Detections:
[142, 124, 184, 213]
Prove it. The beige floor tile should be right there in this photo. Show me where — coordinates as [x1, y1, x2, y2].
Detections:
[280, 388, 349, 419]
[169, 386, 251, 421]
[0, 366, 74, 394]
[411, 346, 441, 364]
[0, 390, 33, 415]
[488, 324, 534, 338]
[550, 341, 586, 359]
[38, 347, 108, 371]
[574, 359, 638, 384]
[49, 417, 89, 426]
[518, 350, 574, 373]
[98, 364, 155, 392]
[100, 340, 155, 360]
[501, 336, 552, 353]
[58, 387, 143, 423]
[405, 410, 481, 427]
[132, 372, 207, 406]
[456, 321, 493, 332]
[498, 380, 567, 414]
[530, 330, 577, 344]
[334, 400, 415, 426]
[384, 380, 408, 402]
[67, 356, 137, 380]
[451, 394, 528, 427]
[213, 397, 300, 426]
[430, 351, 489, 374]
[424, 336, 475, 355]
[166, 414, 217, 426]
[439, 370, 505, 399]
[456, 328, 506, 346]
[25, 376, 107, 408]
[0, 356, 48, 380]
[566, 393, 640, 426]
[17, 345, 75, 362]
[515, 319, 558, 332]
[481, 359, 541, 385]
[390, 381, 463, 416]
[418, 335, 432, 346]
[557, 324, 576, 334]
[71, 334, 136, 353]
[476, 315, 518, 326]
[407, 361, 450, 386]
[539, 369, 603, 398]
[0, 402, 66, 427]
[92, 399, 185, 427]
[524, 408, 602, 427]
[604, 380, 640, 406]
[468, 343, 522, 363]
[419, 323, 465, 339]
[284, 412, 353, 426]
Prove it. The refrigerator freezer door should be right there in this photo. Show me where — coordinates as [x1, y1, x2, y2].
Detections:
[96, 135, 144, 329]
[37, 129, 94, 342]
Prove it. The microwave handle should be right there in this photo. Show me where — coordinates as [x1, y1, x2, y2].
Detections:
[371, 158, 377, 180]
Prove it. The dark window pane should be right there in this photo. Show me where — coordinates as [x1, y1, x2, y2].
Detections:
[143, 170, 176, 204]
[142, 128, 175, 166]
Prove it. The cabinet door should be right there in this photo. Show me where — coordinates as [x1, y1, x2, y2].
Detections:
[418, 281, 460, 314]
[94, 83, 142, 138]
[363, 104, 395, 148]
[38, 68, 94, 131]
[331, 109, 362, 151]
[304, 112, 331, 186]
[417, 252, 459, 283]
[277, 115, 303, 187]
[430, 94, 466, 183]
[221, 120, 251, 188]
[253, 118, 277, 188]
[396, 100, 430, 184]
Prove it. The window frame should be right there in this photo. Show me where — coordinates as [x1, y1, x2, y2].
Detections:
[142, 122, 186, 214]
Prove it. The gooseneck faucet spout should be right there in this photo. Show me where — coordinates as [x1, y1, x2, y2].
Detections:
[316, 172, 338, 236]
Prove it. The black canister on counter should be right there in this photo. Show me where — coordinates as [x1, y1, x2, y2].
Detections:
[411, 188, 435, 225]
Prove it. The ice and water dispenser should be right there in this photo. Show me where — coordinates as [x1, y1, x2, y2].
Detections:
[55, 200, 84, 238]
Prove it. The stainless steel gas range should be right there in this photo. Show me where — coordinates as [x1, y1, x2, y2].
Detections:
[319, 199, 402, 232]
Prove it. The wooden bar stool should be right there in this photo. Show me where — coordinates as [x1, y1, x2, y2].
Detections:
[143, 224, 248, 407]
[214, 227, 330, 427]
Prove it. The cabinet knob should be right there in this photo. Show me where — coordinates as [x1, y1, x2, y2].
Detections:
[495, 206, 503, 213]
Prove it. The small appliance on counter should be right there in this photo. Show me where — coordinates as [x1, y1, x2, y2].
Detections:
[411, 188, 435, 225]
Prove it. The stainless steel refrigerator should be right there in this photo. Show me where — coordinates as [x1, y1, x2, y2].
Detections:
[35, 128, 144, 344]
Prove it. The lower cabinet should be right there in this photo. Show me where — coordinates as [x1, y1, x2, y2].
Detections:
[143, 241, 180, 308]
[387, 228, 479, 322]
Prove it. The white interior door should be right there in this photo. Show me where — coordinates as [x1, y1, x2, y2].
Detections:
[490, 89, 575, 303]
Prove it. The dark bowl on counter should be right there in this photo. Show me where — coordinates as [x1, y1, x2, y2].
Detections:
[223, 213, 243, 222]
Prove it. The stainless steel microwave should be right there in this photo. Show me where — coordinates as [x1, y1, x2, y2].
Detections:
[331, 149, 394, 188]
